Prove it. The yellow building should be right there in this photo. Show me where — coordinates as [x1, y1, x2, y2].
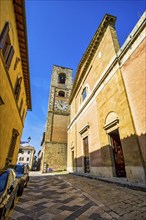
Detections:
[0, 0, 31, 169]
[67, 12, 146, 184]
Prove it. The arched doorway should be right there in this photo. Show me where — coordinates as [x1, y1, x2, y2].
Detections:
[104, 112, 126, 177]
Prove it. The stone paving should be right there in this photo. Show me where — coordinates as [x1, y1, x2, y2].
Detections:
[7, 172, 146, 220]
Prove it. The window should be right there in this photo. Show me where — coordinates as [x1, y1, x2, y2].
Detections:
[0, 22, 14, 70]
[27, 157, 29, 161]
[19, 99, 23, 114]
[21, 157, 24, 161]
[58, 91, 65, 97]
[6, 129, 19, 163]
[58, 73, 66, 84]
[14, 77, 22, 102]
[28, 151, 30, 154]
[22, 109, 25, 121]
[19, 149, 22, 153]
[19, 157, 22, 161]
[82, 87, 87, 101]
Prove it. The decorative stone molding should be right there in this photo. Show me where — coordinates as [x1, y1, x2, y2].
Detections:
[104, 112, 119, 134]
[79, 124, 90, 135]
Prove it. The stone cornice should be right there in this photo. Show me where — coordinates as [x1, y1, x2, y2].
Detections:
[69, 14, 117, 104]
[79, 124, 90, 135]
[48, 110, 70, 116]
[45, 141, 67, 145]
[117, 10, 146, 60]
[53, 64, 73, 70]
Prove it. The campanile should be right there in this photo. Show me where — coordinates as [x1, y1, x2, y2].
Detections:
[43, 65, 73, 172]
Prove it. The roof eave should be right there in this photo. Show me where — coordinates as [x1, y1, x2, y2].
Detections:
[13, 0, 32, 110]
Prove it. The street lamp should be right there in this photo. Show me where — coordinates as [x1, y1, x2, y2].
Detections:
[28, 137, 31, 143]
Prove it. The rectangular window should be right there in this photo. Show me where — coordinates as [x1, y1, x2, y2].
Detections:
[21, 157, 24, 161]
[22, 109, 26, 121]
[6, 129, 19, 164]
[27, 157, 29, 161]
[19, 99, 23, 114]
[0, 22, 14, 70]
[19, 149, 22, 153]
[14, 77, 22, 102]
[19, 157, 21, 161]
[82, 87, 87, 101]
[28, 151, 30, 154]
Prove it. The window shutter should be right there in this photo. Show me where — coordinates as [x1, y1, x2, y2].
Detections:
[7, 128, 19, 160]
[15, 77, 22, 101]
[19, 99, 23, 114]
[22, 109, 26, 120]
[3, 44, 11, 61]
[6, 46, 15, 70]
[0, 22, 9, 49]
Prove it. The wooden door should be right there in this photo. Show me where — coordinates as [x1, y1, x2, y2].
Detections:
[110, 130, 126, 177]
[83, 137, 90, 173]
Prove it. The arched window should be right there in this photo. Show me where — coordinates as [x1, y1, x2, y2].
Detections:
[58, 91, 65, 97]
[82, 87, 87, 101]
[58, 73, 66, 84]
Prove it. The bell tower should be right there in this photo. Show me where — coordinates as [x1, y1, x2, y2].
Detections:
[43, 65, 73, 172]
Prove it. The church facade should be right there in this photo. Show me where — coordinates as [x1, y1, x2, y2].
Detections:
[67, 12, 146, 184]
[42, 65, 72, 172]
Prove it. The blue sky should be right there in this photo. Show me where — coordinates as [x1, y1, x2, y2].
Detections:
[22, 0, 145, 155]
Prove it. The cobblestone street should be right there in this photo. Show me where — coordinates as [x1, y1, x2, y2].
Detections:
[7, 172, 146, 220]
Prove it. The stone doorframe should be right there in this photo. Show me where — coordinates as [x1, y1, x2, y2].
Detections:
[104, 112, 126, 177]
[79, 124, 90, 173]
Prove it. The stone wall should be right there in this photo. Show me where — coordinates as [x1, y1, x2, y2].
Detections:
[44, 142, 67, 171]
[43, 65, 73, 171]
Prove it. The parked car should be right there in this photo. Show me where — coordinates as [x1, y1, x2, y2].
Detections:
[15, 164, 29, 188]
[0, 169, 18, 220]
[7, 163, 29, 197]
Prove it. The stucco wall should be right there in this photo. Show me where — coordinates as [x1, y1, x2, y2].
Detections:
[0, 0, 28, 169]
